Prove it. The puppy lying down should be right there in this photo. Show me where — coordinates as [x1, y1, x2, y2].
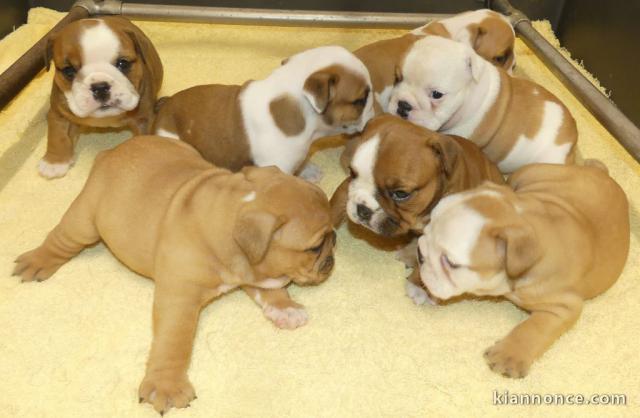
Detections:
[13, 136, 336, 414]
[415, 161, 629, 377]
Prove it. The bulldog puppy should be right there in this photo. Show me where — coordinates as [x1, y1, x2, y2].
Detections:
[354, 9, 515, 112]
[388, 35, 577, 173]
[415, 161, 629, 377]
[153, 46, 374, 178]
[42, 17, 163, 178]
[13, 136, 336, 414]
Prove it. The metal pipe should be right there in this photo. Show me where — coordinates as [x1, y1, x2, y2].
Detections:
[490, 0, 640, 162]
[0, 5, 89, 110]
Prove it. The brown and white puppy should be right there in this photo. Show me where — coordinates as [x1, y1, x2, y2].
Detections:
[388, 35, 577, 173]
[153, 46, 374, 179]
[354, 9, 515, 112]
[42, 17, 163, 178]
[415, 161, 629, 377]
[13, 136, 336, 414]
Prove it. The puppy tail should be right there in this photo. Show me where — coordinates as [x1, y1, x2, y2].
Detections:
[584, 159, 609, 174]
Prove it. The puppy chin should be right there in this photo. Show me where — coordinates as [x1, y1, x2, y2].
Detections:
[406, 112, 443, 131]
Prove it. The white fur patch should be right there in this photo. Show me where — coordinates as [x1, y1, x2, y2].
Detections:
[242, 191, 256, 202]
[255, 277, 290, 289]
[297, 162, 324, 183]
[263, 305, 308, 329]
[498, 101, 572, 172]
[405, 280, 435, 306]
[38, 159, 73, 179]
[375, 85, 393, 112]
[155, 128, 180, 140]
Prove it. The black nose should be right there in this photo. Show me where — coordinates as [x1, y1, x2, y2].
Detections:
[417, 246, 425, 265]
[357, 204, 373, 221]
[396, 100, 412, 118]
[90, 82, 111, 102]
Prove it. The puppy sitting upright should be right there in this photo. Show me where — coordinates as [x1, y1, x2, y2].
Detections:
[354, 9, 515, 112]
[388, 36, 577, 173]
[43, 17, 163, 178]
[416, 161, 629, 377]
[154, 46, 374, 177]
[13, 136, 336, 414]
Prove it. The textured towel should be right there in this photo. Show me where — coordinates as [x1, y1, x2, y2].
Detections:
[0, 8, 638, 418]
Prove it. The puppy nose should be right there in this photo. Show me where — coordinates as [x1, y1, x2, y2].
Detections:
[90, 82, 111, 102]
[417, 246, 425, 265]
[357, 204, 373, 221]
[396, 100, 412, 119]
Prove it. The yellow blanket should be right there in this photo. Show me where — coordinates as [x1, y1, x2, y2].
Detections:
[1, 8, 638, 417]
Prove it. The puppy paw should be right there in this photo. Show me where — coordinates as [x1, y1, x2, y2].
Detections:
[13, 248, 65, 282]
[484, 339, 532, 378]
[138, 371, 196, 414]
[38, 158, 73, 179]
[405, 280, 437, 306]
[263, 301, 308, 329]
[298, 163, 324, 183]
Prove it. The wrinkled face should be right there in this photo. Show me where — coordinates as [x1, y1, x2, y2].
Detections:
[345, 115, 446, 237]
[240, 168, 337, 285]
[303, 64, 374, 135]
[388, 36, 479, 131]
[416, 189, 515, 301]
[49, 19, 143, 118]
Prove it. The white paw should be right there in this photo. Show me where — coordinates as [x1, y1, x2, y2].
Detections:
[297, 162, 323, 183]
[263, 305, 309, 329]
[38, 159, 72, 179]
[405, 280, 437, 306]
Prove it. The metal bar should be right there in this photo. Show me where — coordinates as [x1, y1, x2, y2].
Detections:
[115, 3, 446, 29]
[0, 5, 89, 110]
[490, 0, 640, 162]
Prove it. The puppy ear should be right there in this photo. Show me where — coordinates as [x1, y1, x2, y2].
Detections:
[303, 70, 338, 114]
[233, 210, 286, 264]
[494, 223, 542, 278]
[44, 34, 55, 71]
[429, 134, 460, 178]
[329, 178, 350, 228]
[466, 48, 484, 83]
[125, 29, 147, 65]
[468, 24, 487, 51]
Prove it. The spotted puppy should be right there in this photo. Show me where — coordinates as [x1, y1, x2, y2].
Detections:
[389, 35, 577, 173]
[154, 46, 374, 178]
[42, 17, 163, 178]
[415, 161, 629, 377]
[355, 9, 515, 112]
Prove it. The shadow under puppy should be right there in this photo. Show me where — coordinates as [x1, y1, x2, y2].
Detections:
[13, 136, 336, 414]
[416, 160, 629, 377]
[153, 45, 374, 180]
[42, 17, 163, 178]
[331, 115, 504, 286]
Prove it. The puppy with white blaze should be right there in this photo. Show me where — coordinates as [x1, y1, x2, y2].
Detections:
[153, 46, 374, 179]
[42, 17, 163, 179]
[388, 36, 577, 173]
[414, 161, 629, 378]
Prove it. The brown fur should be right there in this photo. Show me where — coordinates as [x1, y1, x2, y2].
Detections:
[269, 94, 306, 136]
[44, 17, 163, 165]
[13, 136, 335, 414]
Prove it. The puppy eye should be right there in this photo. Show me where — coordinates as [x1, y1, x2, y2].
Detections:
[115, 58, 132, 73]
[352, 88, 370, 107]
[394, 73, 403, 86]
[494, 55, 507, 65]
[349, 167, 358, 179]
[306, 237, 325, 253]
[389, 189, 412, 202]
[442, 253, 461, 269]
[60, 66, 76, 81]
[430, 90, 444, 100]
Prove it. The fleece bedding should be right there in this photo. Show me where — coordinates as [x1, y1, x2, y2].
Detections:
[0, 8, 638, 418]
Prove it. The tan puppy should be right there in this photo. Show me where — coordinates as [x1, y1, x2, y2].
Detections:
[153, 46, 374, 178]
[13, 136, 336, 414]
[415, 161, 630, 377]
[42, 17, 163, 178]
[389, 35, 577, 173]
[355, 9, 515, 112]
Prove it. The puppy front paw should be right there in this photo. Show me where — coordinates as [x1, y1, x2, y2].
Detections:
[38, 158, 73, 179]
[138, 371, 196, 414]
[297, 162, 324, 183]
[484, 339, 532, 378]
[263, 301, 308, 329]
[13, 248, 64, 282]
[405, 280, 429, 305]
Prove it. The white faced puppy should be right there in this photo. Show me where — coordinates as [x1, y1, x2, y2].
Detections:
[355, 9, 515, 112]
[388, 36, 577, 173]
[153, 46, 374, 176]
[415, 161, 629, 378]
[42, 17, 163, 178]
